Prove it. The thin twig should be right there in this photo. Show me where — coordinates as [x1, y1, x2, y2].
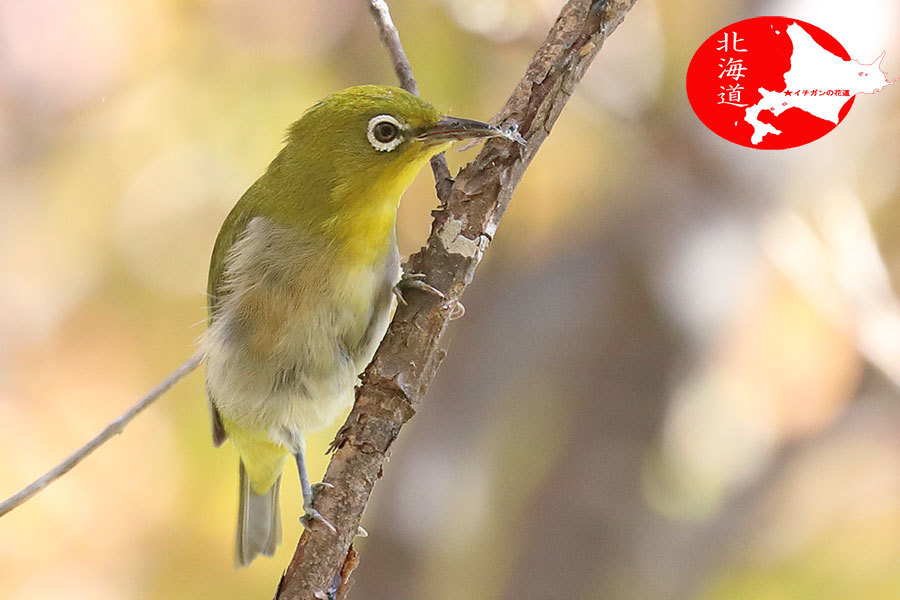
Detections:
[0, 352, 203, 517]
[276, 1, 637, 598]
[367, 0, 454, 205]
[367, 0, 418, 95]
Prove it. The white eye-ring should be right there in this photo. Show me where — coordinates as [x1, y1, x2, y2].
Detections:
[367, 114, 404, 152]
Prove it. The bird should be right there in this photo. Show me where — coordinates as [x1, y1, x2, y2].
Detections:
[202, 85, 510, 566]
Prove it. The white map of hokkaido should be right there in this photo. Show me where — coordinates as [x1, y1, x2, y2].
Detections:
[745, 23, 894, 144]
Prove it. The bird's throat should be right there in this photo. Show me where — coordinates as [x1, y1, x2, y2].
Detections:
[330, 198, 398, 265]
[329, 151, 434, 265]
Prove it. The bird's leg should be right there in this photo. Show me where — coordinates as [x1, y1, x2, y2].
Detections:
[294, 447, 337, 534]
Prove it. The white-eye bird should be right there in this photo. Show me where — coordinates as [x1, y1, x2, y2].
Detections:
[202, 85, 506, 566]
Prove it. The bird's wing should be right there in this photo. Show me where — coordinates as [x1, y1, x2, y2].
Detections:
[205, 199, 257, 446]
[208, 397, 227, 447]
[207, 207, 254, 321]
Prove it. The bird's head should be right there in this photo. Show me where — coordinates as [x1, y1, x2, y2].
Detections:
[283, 85, 507, 206]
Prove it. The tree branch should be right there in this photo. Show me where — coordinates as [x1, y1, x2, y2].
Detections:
[0, 352, 203, 517]
[276, 0, 637, 598]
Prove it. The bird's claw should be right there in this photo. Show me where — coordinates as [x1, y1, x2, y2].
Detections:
[448, 301, 465, 320]
[394, 270, 465, 319]
[300, 506, 337, 534]
[393, 272, 446, 305]
[311, 482, 334, 494]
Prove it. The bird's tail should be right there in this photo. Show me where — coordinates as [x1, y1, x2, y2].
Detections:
[235, 459, 282, 567]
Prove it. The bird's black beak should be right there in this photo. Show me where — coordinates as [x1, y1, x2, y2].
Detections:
[416, 116, 509, 145]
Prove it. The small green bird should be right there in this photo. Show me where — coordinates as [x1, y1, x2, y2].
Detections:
[203, 85, 506, 566]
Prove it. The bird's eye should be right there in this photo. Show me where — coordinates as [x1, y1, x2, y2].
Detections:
[367, 115, 404, 152]
[373, 121, 398, 142]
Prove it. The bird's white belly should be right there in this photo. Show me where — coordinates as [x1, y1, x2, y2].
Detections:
[205, 276, 387, 445]
[203, 217, 395, 447]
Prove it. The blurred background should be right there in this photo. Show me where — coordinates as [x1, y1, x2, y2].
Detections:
[1, 0, 899, 598]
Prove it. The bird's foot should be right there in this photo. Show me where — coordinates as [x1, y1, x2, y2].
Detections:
[393, 271, 445, 306]
[394, 271, 465, 319]
[301, 481, 337, 533]
[300, 506, 337, 534]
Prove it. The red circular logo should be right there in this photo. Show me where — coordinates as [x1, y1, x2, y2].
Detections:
[687, 17, 859, 149]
